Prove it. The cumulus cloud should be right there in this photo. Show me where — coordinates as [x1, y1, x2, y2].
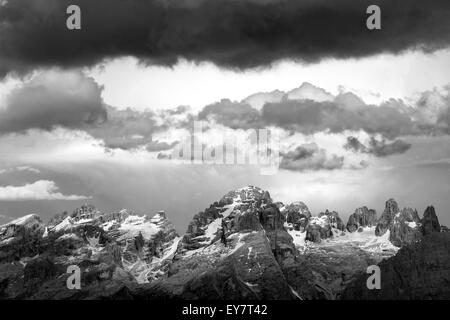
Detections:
[0, 70, 188, 151]
[280, 143, 344, 172]
[198, 99, 262, 129]
[1, 0, 450, 76]
[86, 106, 191, 151]
[0, 180, 91, 201]
[194, 83, 450, 141]
[344, 136, 412, 157]
[413, 86, 450, 133]
[261, 97, 415, 139]
[0, 70, 107, 134]
[191, 83, 428, 139]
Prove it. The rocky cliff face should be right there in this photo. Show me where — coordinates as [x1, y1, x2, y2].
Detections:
[388, 207, 421, 247]
[375, 199, 399, 236]
[0, 214, 44, 263]
[346, 207, 377, 232]
[162, 186, 298, 299]
[284, 202, 311, 232]
[0, 206, 179, 299]
[422, 206, 441, 235]
[374, 199, 422, 247]
[342, 232, 450, 300]
[303, 210, 345, 243]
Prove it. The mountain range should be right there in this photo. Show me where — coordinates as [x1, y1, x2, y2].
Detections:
[0, 186, 449, 300]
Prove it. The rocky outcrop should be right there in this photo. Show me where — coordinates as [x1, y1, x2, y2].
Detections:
[375, 199, 399, 236]
[319, 210, 345, 231]
[304, 210, 345, 243]
[421, 206, 441, 235]
[305, 216, 333, 243]
[342, 232, 450, 300]
[346, 207, 377, 232]
[0, 205, 180, 299]
[375, 199, 422, 247]
[181, 186, 271, 251]
[179, 231, 295, 300]
[0, 214, 44, 263]
[389, 207, 421, 247]
[284, 202, 311, 231]
[164, 186, 298, 299]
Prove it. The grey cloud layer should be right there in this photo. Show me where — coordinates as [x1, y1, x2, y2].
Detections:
[1, 0, 450, 76]
[280, 143, 344, 172]
[344, 136, 412, 157]
[1, 70, 449, 172]
[0, 70, 185, 152]
[201, 86, 450, 139]
[0, 71, 107, 133]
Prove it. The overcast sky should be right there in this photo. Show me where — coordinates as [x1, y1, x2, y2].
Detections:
[1, 0, 450, 231]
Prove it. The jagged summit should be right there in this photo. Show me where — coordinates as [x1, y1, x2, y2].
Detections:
[0, 213, 42, 228]
[220, 185, 271, 204]
[346, 206, 377, 232]
[422, 206, 441, 235]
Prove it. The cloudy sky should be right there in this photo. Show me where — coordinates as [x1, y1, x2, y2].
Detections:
[1, 0, 450, 231]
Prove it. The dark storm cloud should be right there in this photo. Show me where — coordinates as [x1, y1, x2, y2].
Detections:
[0, 70, 107, 133]
[280, 143, 344, 171]
[344, 136, 412, 157]
[1, 0, 450, 76]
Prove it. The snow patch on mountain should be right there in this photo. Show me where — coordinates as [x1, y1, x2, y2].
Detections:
[1, 214, 41, 228]
[117, 215, 159, 240]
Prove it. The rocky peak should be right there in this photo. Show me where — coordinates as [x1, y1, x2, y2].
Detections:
[319, 210, 345, 231]
[220, 185, 271, 205]
[0, 214, 44, 241]
[375, 199, 400, 236]
[0, 214, 44, 264]
[305, 215, 333, 243]
[346, 206, 377, 232]
[389, 207, 421, 247]
[385, 198, 399, 213]
[181, 186, 273, 251]
[421, 206, 441, 236]
[1, 214, 42, 229]
[284, 201, 311, 232]
[375, 199, 422, 247]
[383, 199, 399, 220]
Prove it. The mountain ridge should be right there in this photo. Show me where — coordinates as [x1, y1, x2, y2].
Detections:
[0, 185, 448, 299]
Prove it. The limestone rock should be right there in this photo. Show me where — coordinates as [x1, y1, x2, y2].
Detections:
[421, 206, 441, 236]
[319, 210, 345, 231]
[284, 202, 311, 231]
[389, 207, 422, 247]
[375, 199, 399, 236]
[342, 232, 450, 300]
[346, 207, 377, 232]
[305, 216, 333, 243]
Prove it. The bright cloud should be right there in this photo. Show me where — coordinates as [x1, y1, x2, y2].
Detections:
[0, 180, 91, 201]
